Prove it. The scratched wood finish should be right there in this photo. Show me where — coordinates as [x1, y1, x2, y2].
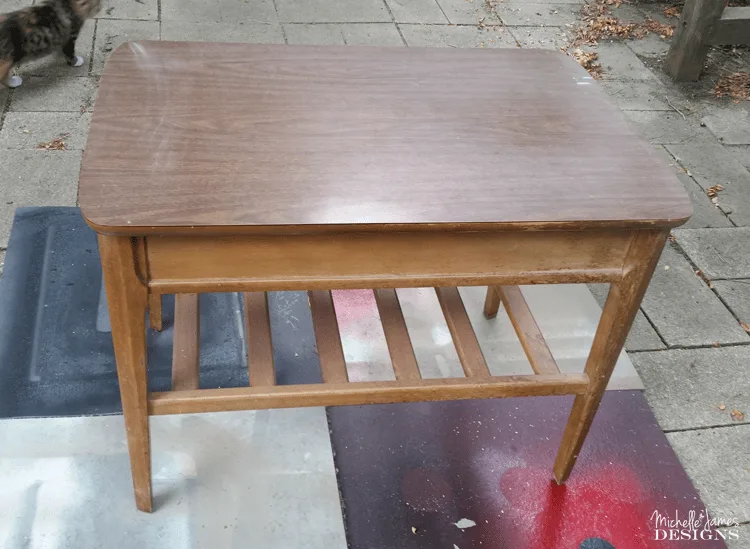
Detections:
[171, 293, 200, 391]
[554, 230, 668, 483]
[147, 294, 162, 332]
[497, 286, 560, 376]
[98, 235, 152, 512]
[435, 287, 491, 379]
[145, 230, 633, 293]
[374, 289, 421, 381]
[148, 374, 590, 415]
[243, 292, 276, 387]
[308, 290, 349, 383]
[80, 42, 691, 235]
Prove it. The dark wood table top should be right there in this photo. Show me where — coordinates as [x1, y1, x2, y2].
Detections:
[79, 41, 691, 235]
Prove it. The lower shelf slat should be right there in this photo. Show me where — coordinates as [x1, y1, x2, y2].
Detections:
[148, 373, 589, 415]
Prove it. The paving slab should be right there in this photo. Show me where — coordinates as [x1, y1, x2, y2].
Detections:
[714, 280, 750, 326]
[276, 0, 391, 23]
[623, 109, 705, 144]
[674, 228, 750, 280]
[587, 283, 665, 351]
[92, 20, 160, 75]
[667, 138, 750, 226]
[494, 2, 579, 26]
[9, 76, 97, 113]
[625, 33, 672, 58]
[0, 151, 81, 248]
[599, 79, 673, 110]
[0, 111, 91, 150]
[702, 105, 750, 146]
[341, 23, 404, 46]
[160, 0, 278, 23]
[434, 0, 499, 25]
[399, 23, 517, 47]
[510, 25, 570, 49]
[631, 347, 750, 430]
[667, 425, 750, 522]
[385, 0, 448, 23]
[641, 244, 750, 347]
[21, 20, 95, 78]
[595, 40, 657, 81]
[97, 0, 158, 20]
[0, 87, 10, 112]
[727, 145, 750, 172]
[161, 21, 285, 43]
[724, 524, 750, 549]
[284, 23, 346, 44]
[648, 145, 733, 229]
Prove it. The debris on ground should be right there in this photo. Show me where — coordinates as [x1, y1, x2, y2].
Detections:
[707, 184, 724, 204]
[730, 409, 745, 421]
[571, 48, 603, 78]
[36, 133, 70, 151]
[663, 6, 680, 18]
[740, 322, 750, 333]
[641, 17, 675, 38]
[694, 270, 713, 288]
[569, 0, 675, 46]
[714, 72, 750, 102]
[718, 404, 727, 411]
[454, 519, 477, 530]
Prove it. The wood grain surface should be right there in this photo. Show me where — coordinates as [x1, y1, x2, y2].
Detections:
[80, 42, 691, 235]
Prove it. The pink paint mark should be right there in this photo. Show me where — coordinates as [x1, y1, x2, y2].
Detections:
[332, 289, 379, 329]
[498, 464, 684, 548]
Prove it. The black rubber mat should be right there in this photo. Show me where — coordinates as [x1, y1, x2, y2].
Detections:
[0, 207, 321, 418]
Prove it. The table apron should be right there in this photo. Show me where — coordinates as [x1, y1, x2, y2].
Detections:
[142, 229, 640, 293]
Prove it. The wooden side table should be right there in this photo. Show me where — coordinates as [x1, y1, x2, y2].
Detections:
[79, 41, 691, 512]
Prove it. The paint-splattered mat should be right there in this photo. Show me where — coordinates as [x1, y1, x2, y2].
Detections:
[328, 391, 727, 549]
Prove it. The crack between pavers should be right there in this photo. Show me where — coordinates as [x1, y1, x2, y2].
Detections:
[663, 422, 750, 434]
[379, 0, 409, 47]
[628, 340, 750, 353]
[270, 0, 288, 43]
[636, 305, 670, 349]
[432, 0, 451, 25]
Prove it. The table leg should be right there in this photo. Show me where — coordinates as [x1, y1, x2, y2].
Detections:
[148, 293, 163, 332]
[553, 230, 667, 483]
[99, 235, 153, 512]
[483, 286, 500, 319]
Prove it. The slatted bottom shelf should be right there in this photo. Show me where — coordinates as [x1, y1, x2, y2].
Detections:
[148, 287, 590, 416]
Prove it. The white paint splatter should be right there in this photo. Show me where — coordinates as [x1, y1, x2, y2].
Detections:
[454, 518, 476, 529]
[454, 545, 460, 549]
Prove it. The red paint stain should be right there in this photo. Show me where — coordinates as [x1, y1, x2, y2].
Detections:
[332, 289, 378, 329]
[498, 464, 684, 549]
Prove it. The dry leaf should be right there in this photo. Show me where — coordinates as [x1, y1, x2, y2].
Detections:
[668, 234, 676, 242]
[718, 404, 727, 411]
[641, 17, 675, 38]
[730, 409, 745, 421]
[712, 341, 720, 348]
[741, 322, 750, 333]
[706, 184, 724, 198]
[36, 133, 70, 151]
[664, 6, 680, 18]
[571, 48, 603, 78]
[714, 72, 750, 102]
[695, 270, 713, 288]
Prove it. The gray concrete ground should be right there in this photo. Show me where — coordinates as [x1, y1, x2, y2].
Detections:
[1, 0, 749, 542]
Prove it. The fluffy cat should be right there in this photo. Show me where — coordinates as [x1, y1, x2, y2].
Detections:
[0, 0, 101, 88]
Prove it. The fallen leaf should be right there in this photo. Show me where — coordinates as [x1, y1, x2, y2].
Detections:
[706, 184, 724, 198]
[714, 72, 750, 102]
[730, 409, 745, 421]
[571, 48, 603, 78]
[664, 6, 680, 18]
[36, 133, 71, 151]
[712, 341, 720, 348]
[695, 270, 713, 288]
[718, 404, 727, 411]
[741, 322, 750, 333]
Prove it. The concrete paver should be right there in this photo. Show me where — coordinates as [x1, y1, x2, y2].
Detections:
[161, 21, 285, 43]
[713, 280, 750, 327]
[631, 347, 750, 430]
[494, 2, 579, 26]
[0, 151, 81, 248]
[0, 112, 92, 150]
[276, 0, 391, 23]
[341, 24, 404, 46]
[641, 245, 749, 347]
[284, 23, 346, 44]
[160, 0, 278, 23]
[667, 138, 750, 226]
[22, 20, 95, 77]
[727, 145, 750, 172]
[9, 77, 97, 113]
[92, 20, 160, 74]
[623, 110, 704, 145]
[434, 0, 499, 25]
[399, 24, 517, 48]
[667, 425, 750, 522]
[702, 105, 750, 146]
[98, 0, 158, 21]
[599, 80, 672, 111]
[385, 0, 448, 24]
[588, 284, 665, 351]
[674, 228, 750, 280]
[596, 41, 657, 80]
[510, 26, 570, 50]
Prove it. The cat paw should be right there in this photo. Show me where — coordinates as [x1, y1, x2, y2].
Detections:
[69, 55, 85, 67]
[3, 74, 23, 88]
